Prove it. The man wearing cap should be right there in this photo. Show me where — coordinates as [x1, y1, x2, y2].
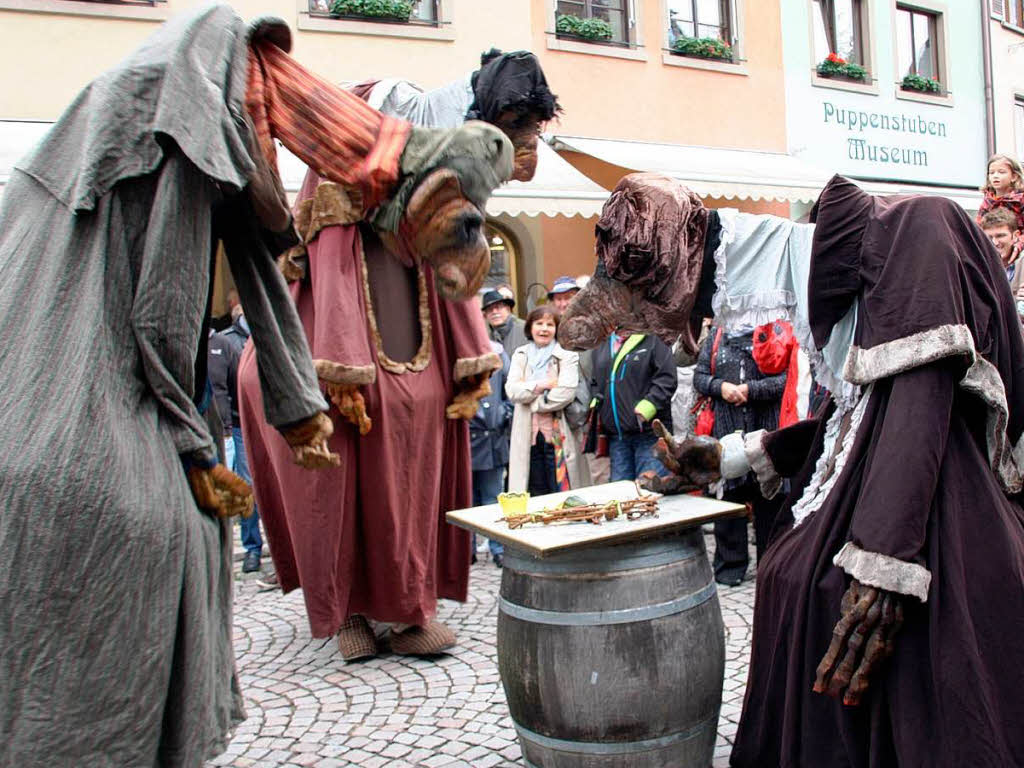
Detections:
[482, 289, 527, 358]
[548, 275, 581, 313]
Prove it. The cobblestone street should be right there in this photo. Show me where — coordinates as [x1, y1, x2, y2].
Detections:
[211, 534, 755, 768]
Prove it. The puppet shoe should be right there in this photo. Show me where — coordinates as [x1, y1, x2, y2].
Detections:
[337, 615, 378, 662]
[389, 621, 457, 656]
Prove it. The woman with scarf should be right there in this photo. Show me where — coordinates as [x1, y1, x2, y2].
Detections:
[506, 307, 585, 494]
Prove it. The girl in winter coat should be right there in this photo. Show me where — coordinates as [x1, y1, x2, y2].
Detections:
[505, 307, 585, 495]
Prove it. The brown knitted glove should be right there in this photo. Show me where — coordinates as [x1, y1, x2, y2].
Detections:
[446, 373, 491, 420]
[187, 464, 255, 518]
[325, 382, 372, 435]
[280, 411, 341, 469]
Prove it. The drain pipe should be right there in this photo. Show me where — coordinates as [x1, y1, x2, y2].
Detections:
[981, 0, 997, 156]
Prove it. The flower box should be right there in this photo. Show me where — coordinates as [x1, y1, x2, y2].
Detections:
[900, 73, 942, 94]
[328, 0, 413, 21]
[670, 36, 733, 62]
[555, 13, 614, 42]
[815, 53, 867, 82]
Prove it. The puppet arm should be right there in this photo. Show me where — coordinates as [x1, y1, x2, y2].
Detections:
[638, 419, 723, 494]
[815, 362, 952, 706]
[187, 462, 256, 518]
[446, 353, 502, 420]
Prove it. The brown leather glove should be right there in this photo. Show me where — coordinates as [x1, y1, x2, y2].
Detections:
[280, 411, 341, 469]
[325, 382, 372, 435]
[813, 578, 905, 706]
[446, 373, 492, 420]
[187, 464, 255, 518]
[637, 419, 723, 494]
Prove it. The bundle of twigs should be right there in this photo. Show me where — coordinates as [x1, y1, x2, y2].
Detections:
[501, 496, 660, 530]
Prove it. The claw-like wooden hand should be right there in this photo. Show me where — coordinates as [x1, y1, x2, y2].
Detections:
[280, 411, 341, 469]
[188, 464, 254, 518]
[813, 578, 905, 706]
[637, 418, 723, 494]
[446, 373, 492, 420]
[326, 382, 372, 435]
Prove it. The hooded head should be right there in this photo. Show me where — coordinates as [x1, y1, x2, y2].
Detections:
[558, 173, 710, 353]
[372, 120, 515, 300]
[467, 49, 562, 182]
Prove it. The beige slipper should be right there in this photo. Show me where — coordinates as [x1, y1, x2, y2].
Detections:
[389, 620, 457, 656]
[337, 615, 377, 662]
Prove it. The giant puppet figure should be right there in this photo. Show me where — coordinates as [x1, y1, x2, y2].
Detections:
[0, 5, 515, 765]
[558, 173, 1024, 767]
[239, 50, 560, 660]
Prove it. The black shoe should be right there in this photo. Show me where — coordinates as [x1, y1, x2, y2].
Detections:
[715, 573, 743, 587]
[492, 553, 504, 569]
[256, 571, 279, 591]
[242, 550, 262, 573]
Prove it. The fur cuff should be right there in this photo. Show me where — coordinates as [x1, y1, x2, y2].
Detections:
[294, 181, 365, 244]
[833, 542, 931, 603]
[744, 429, 781, 499]
[843, 324, 974, 385]
[277, 244, 308, 282]
[314, 359, 376, 386]
[453, 353, 502, 382]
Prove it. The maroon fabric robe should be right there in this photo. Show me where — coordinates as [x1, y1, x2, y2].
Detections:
[731, 178, 1024, 767]
[239, 173, 496, 634]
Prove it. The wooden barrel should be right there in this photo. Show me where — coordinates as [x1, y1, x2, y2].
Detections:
[497, 529, 724, 768]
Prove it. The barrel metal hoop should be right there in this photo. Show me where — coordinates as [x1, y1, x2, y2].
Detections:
[514, 715, 715, 756]
[503, 543, 702, 575]
[498, 580, 717, 626]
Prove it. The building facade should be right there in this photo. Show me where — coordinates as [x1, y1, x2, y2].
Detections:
[780, 0, 986, 216]
[987, 1, 1024, 168]
[0, 0, 807, 314]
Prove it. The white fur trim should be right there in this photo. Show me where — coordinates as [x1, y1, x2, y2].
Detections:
[720, 431, 751, 480]
[743, 429, 781, 499]
[844, 324, 1024, 494]
[833, 542, 932, 602]
[792, 386, 872, 528]
[843, 324, 975, 384]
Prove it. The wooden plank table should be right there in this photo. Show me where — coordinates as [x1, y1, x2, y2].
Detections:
[446, 480, 746, 558]
[447, 482, 747, 768]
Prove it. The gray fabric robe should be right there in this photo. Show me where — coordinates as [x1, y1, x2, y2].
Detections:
[0, 4, 325, 766]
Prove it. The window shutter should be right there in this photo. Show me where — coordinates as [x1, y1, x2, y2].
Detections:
[992, 0, 1004, 20]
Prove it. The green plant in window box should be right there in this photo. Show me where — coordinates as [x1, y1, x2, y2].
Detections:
[670, 36, 733, 62]
[815, 53, 867, 82]
[900, 73, 942, 94]
[328, 0, 413, 21]
[555, 13, 614, 42]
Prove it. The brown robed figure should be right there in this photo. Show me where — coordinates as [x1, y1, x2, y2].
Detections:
[559, 173, 1024, 768]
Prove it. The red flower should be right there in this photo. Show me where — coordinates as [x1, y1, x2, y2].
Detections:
[826, 52, 846, 65]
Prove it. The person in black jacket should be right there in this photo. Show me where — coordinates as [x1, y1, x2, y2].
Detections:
[694, 326, 786, 586]
[590, 332, 677, 481]
[470, 341, 513, 567]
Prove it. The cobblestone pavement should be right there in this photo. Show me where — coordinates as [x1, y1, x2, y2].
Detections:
[211, 533, 755, 768]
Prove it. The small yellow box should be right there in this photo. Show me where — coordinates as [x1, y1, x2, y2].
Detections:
[497, 492, 529, 518]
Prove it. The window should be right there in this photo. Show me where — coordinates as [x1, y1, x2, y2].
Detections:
[1015, 98, 1024, 161]
[668, 0, 732, 43]
[309, 0, 439, 25]
[1005, 1, 1024, 27]
[556, 0, 633, 44]
[811, 0, 866, 65]
[895, 6, 938, 80]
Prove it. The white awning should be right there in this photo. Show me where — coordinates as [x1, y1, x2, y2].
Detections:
[550, 134, 982, 210]
[551, 134, 831, 204]
[486, 141, 609, 218]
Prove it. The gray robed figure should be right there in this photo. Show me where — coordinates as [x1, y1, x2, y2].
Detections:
[0, 6, 333, 766]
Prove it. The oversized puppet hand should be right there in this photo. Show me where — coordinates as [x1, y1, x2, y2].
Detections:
[326, 382, 372, 435]
[280, 412, 341, 469]
[638, 419, 722, 494]
[446, 373, 492, 420]
[813, 578, 905, 706]
[187, 464, 255, 518]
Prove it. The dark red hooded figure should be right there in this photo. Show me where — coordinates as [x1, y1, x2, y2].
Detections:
[730, 176, 1024, 767]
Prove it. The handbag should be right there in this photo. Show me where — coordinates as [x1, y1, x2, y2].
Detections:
[691, 327, 723, 436]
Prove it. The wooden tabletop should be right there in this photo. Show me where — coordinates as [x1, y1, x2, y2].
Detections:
[446, 480, 746, 558]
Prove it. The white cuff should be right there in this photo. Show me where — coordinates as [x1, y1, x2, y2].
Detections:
[833, 542, 931, 603]
[743, 429, 781, 499]
[719, 431, 750, 480]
